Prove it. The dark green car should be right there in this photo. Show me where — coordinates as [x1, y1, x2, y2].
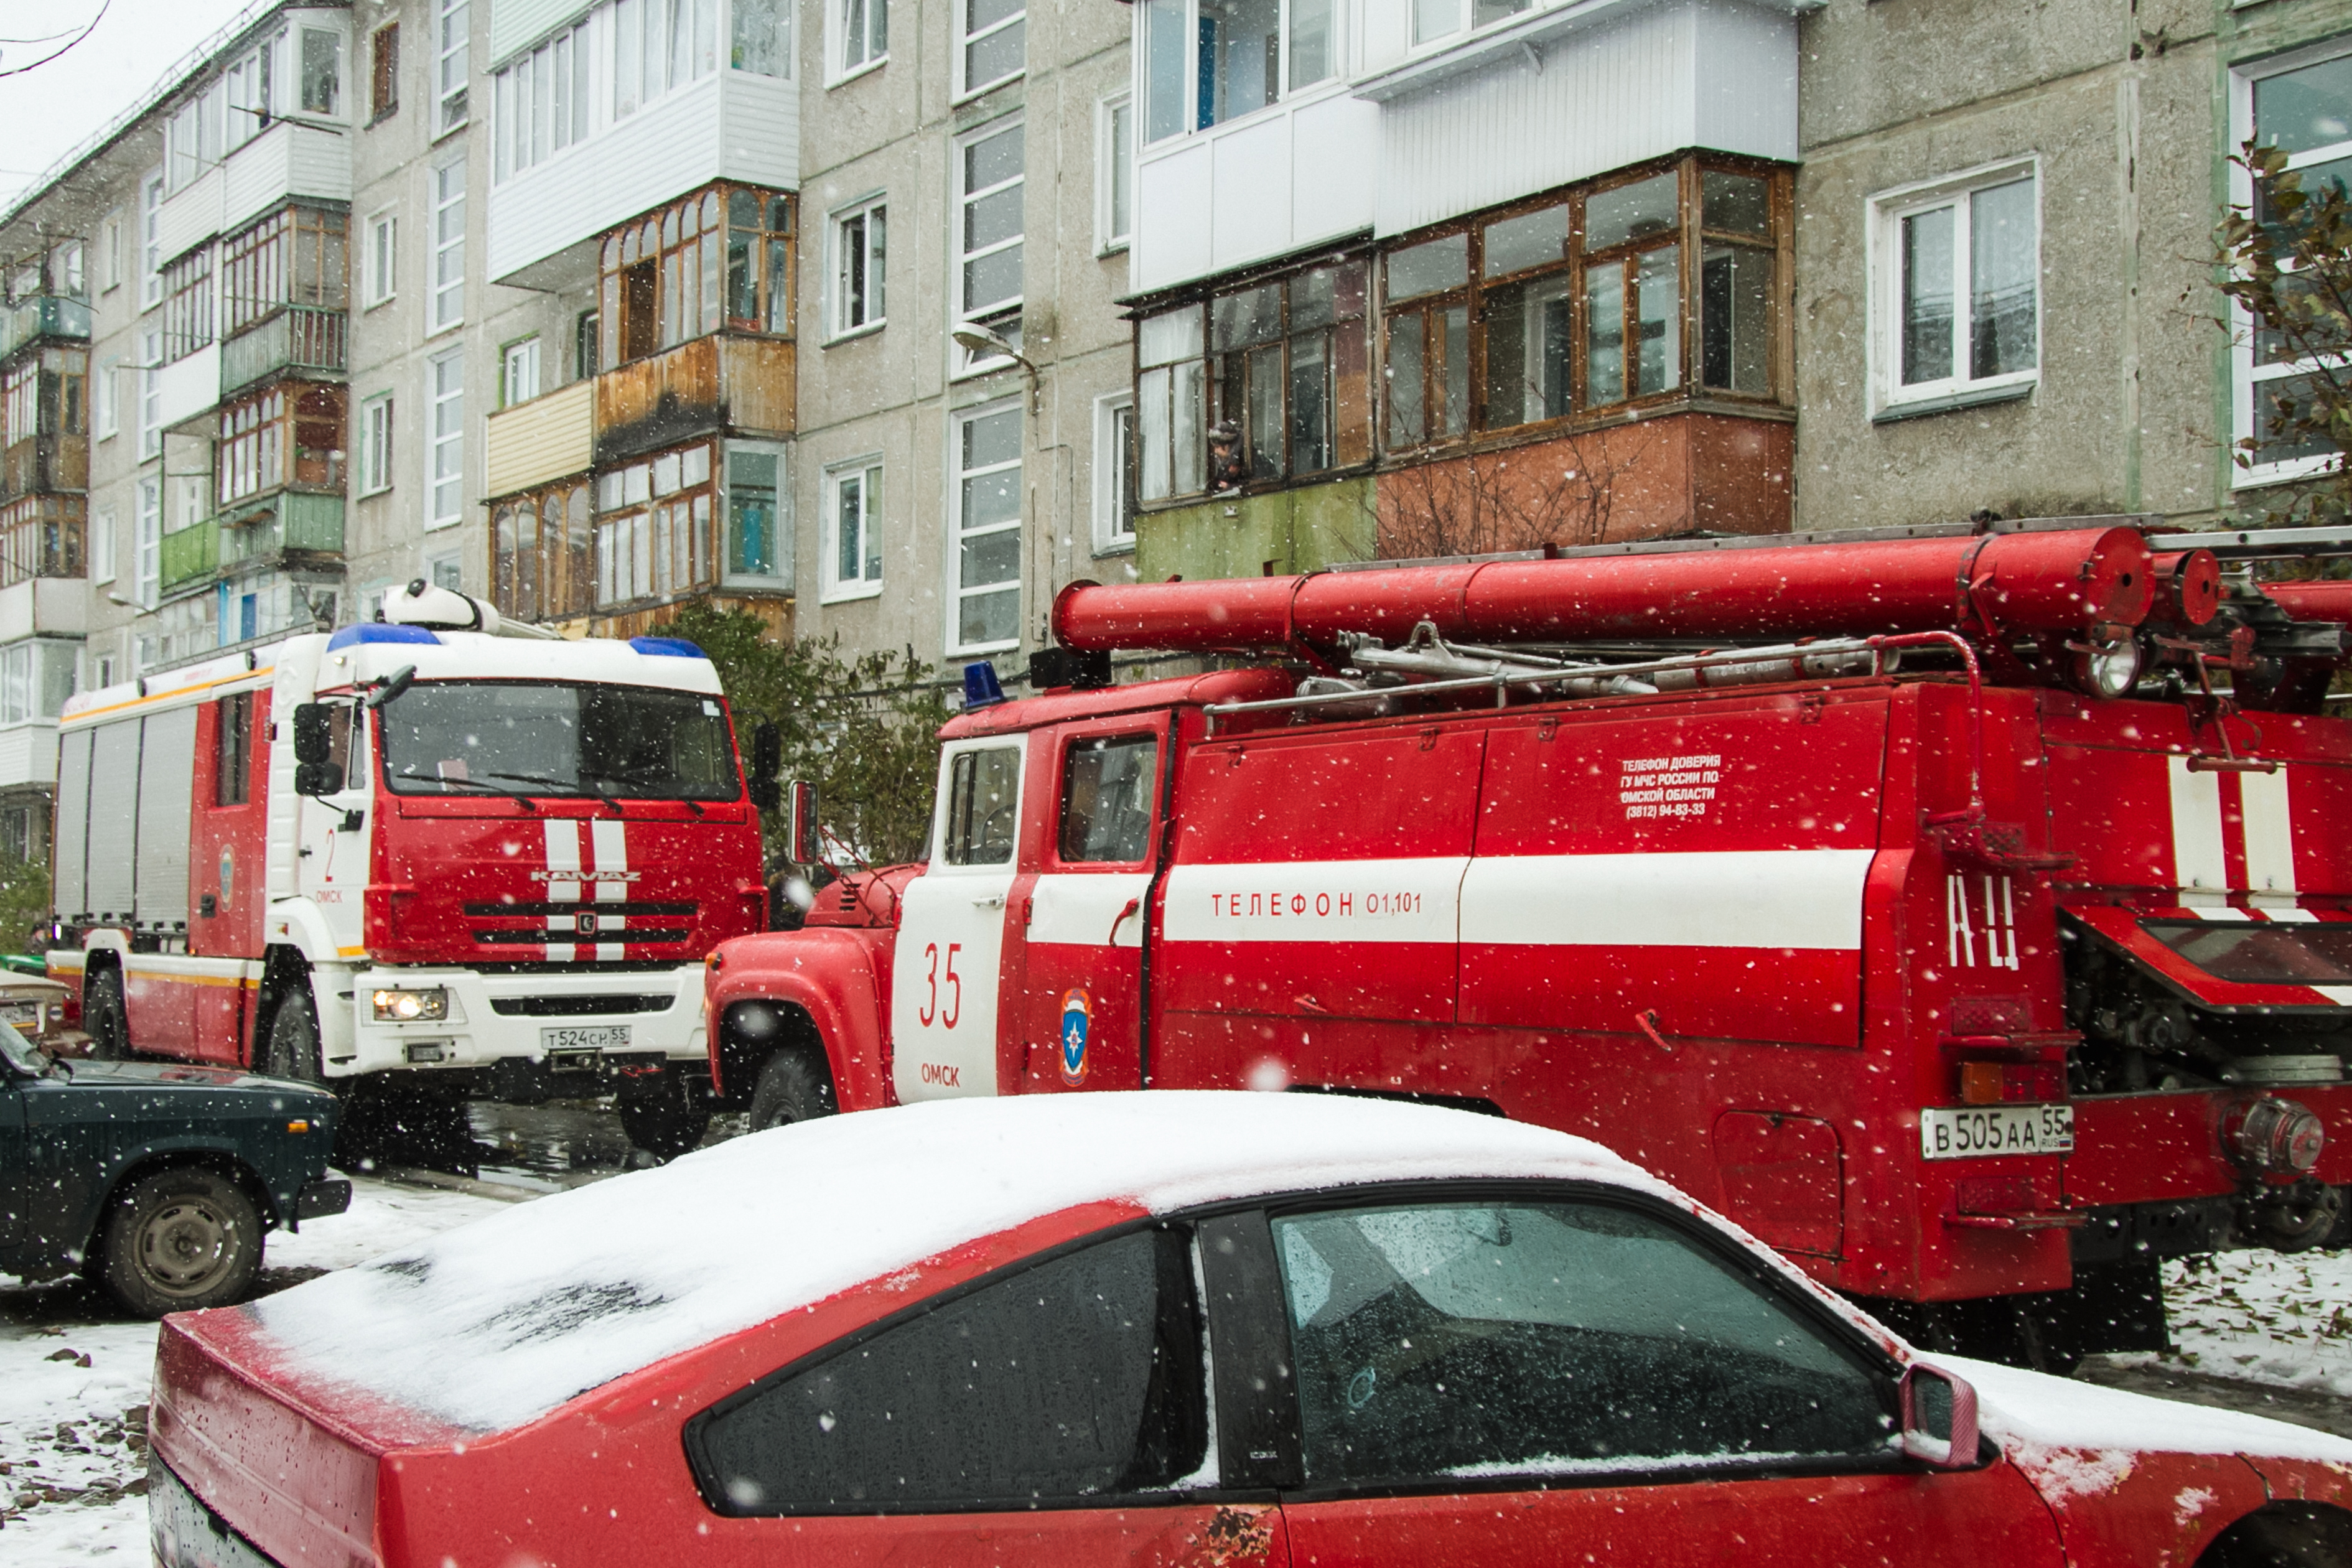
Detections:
[0, 1023, 349, 1317]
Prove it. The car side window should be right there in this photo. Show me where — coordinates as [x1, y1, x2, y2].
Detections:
[942, 746, 1021, 866]
[690, 1226, 1210, 1513]
[1269, 1201, 1891, 1487]
[1060, 734, 1157, 864]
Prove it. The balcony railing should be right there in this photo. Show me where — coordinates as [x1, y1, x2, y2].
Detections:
[594, 333, 794, 463]
[0, 296, 91, 362]
[220, 307, 348, 397]
[0, 497, 83, 587]
[486, 380, 595, 499]
[162, 491, 345, 595]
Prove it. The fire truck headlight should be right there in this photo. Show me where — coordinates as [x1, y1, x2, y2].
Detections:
[2070, 635, 2142, 700]
[2225, 1096, 2325, 1175]
[372, 987, 450, 1023]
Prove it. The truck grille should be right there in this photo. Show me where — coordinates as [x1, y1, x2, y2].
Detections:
[463, 900, 696, 951]
[475, 928, 693, 945]
[489, 994, 676, 1017]
[463, 901, 696, 918]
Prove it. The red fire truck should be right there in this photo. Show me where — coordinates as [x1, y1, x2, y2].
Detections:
[49, 583, 772, 1161]
[705, 518, 2352, 1365]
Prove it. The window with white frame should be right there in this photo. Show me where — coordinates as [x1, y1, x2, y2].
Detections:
[824, 457, 884, 597]
[438, 0, 470, 133]
[429, 551, 464, 590]
[101, 212, 123, 293]
[141, 172, 164, 307]
[299, 26, 345, 117]
[2235, 47, 2352, 481]
[139, 328, 162, 459]
[360, 394, 394, 494]
[833, 199, 886, 336]
[956, 123, 1022, 367]
[1093, 393, 1135, 553]
[0, 640, 80, 726]
[726, 441, 788, 583]
[1142, 0, 1333, 142]
[136, 478, 161, 609]
[951, 401, 1021, 651]
[614, 0, 722, 118]
[960, 0, 1023, 96]
[503, 337, 541, 406]
[734, 0, 790, 75]
[836, 0, 886, 78]
[365, 210, 396, 305]
[1412, 0, 1517, 45]
[429, 351, 464, 526]
[1869, 161, 2038, 416]
[91, 505, 115, 583]
[431, 157, 465, 329]
[493, 21, 589, 182]
[1098, 94, 1132, 251]
[93, 360, 117, 441]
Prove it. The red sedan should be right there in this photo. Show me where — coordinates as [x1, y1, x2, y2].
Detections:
[150, 1094, 2350, 1568]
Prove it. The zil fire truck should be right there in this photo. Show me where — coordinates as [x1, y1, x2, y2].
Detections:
[48, 582, 772, 1162]
[704, 517, 2352, 1366]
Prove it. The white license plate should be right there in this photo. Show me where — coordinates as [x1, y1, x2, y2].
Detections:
[1919, 1103, 2075, 1160]
[541, 1024, 630, 1053]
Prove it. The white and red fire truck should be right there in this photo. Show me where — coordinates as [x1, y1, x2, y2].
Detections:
[49, 583, 771, 1160]
[705, 517, 2352, 1365]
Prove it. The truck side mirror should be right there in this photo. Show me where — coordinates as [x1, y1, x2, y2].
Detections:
[788, 780, 819, 862]
[1898, 1363, 1981, 1469]
[292, 705, 339, 796]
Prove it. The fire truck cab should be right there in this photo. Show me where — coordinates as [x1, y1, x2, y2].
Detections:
[707, 519, 2352, 1364]
[51, 584, 770, 1160]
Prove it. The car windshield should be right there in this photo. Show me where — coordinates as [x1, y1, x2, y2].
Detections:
[0, 1019, 45, 1075]
[378, 681, 741, 801]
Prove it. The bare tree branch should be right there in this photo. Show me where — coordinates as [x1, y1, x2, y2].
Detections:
[0, 0, 110, 79]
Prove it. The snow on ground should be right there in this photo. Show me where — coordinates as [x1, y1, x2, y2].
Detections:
[2106, 1248, 2352, 1399]
[0, 1175, 509, 1564]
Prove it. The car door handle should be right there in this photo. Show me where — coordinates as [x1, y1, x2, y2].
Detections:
[973, 895, 1006, 908]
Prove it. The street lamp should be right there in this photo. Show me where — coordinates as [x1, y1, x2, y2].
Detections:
[951, 320, 1041, 413]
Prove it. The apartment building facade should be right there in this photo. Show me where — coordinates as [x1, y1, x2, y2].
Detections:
[1115, 0, 2352, 577]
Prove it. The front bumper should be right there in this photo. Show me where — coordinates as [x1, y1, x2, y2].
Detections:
[338, 964, 708, 1075]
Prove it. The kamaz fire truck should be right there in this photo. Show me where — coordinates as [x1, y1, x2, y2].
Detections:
[48, 583, 772, 1161]
[705, 518, 2352, 1365]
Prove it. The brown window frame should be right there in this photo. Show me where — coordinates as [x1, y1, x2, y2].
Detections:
[220, 203, 350, 338]
[597, 185, 794, 370]
[217, 381, 347, 509]
[492, 477, 594, 623]
[161, 249, 214, 363]
[0, 493, 83, 586]
[370, 22, 400, 123]
[592, 439, 720, 609]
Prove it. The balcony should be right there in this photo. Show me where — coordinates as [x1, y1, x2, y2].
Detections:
[1, 431, 88, 504]
[160, 492, 343, 597]
[594, 334, 794, 464]
[157, 343, 223, 435]
[0, 296, 91, 362]
[0, 496, 83, 587]
[485, 380, 594, 499]
[486, 67, 796, 288]
[220, 307, 348, 398]
[156, 121, 352, 264]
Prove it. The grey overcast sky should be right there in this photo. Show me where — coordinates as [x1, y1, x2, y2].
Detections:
[0, 0, 256, 210]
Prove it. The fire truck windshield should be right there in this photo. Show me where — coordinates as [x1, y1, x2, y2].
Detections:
[2142, 919, 2352, 986]
[378, 681, 741, 802]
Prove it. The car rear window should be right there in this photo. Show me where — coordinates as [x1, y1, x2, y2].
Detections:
[2141, 920, 2352, 986]
[688, 1225, 1209, 1513]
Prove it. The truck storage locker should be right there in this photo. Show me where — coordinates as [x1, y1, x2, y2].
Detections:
[52, 726, 89, 920]
[85, 719, 139, 923]
[134, 707, 197, 930]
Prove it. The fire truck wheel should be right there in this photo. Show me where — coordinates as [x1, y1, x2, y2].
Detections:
[98, 1166, 263, 1318]
[263, 988, 322, 1082]
[617, 1080, 712, 1163]
[85, 966, 129, 1060]
[745, 1049, 837, 1136]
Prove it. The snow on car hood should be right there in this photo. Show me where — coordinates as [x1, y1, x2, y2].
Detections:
[250, 1091, 1654, 1434]
[1926, 1353, 2352, 1482]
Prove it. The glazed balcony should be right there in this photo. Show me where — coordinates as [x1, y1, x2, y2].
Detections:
[155, 120, 352, 265]
[0, 296, 91, 362]
[0, 495, 83, 587]
[159, 492, 343, 597]
[594, 333, 793, 465]
[220, 307, 348, 398]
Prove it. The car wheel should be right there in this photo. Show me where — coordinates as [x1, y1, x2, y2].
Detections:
[745, 1049, 838, 1135]
[99, 1167, 263, 1318]
[617, 1076, 714, 1162]
[85, 966, 129, 1060]
[263, 985, 322, 1081]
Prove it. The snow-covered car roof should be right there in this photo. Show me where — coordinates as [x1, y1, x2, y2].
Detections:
[251, 1093, 1653, 1433]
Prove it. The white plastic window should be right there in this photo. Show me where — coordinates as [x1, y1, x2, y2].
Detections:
[951, 401, 1021, 653]
[1869, 161, 2038, 416]
[825, 458, 884, 598]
